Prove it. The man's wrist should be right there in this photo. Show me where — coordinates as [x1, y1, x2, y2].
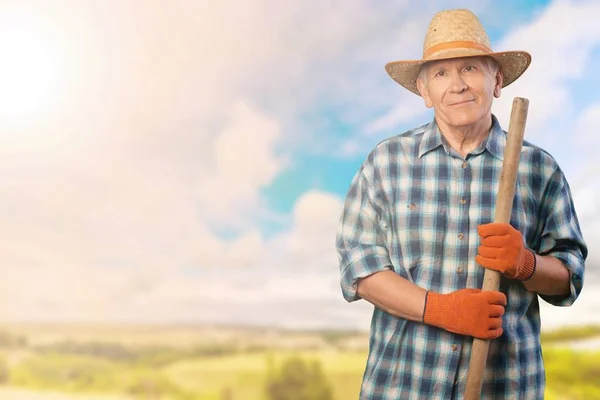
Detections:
[422, 291, 430, 323]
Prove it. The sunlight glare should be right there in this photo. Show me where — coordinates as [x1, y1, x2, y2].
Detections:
[0, 19, 64, 126]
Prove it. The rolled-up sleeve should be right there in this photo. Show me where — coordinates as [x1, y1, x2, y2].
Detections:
[537, 167, 588, 307]
[335, 155, 393, 303]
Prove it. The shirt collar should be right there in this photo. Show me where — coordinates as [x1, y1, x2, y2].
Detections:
[418, 114, 506, 160]
[481, 114, 506, 161]
[418, 119, 446, 158]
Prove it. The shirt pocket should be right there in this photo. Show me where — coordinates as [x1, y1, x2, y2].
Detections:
[390, 199, 448, 282]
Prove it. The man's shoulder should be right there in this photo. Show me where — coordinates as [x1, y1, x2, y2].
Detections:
[380, 121, 431, 144]
[520, 138, 562, 171]
[368, 121, 432, 156]
[357, 122, 431, 171]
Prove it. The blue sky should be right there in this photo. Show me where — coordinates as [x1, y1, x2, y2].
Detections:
[259, 0, 592, 240]
[1, 0, 599, 331]
[262, 2, 548, 204]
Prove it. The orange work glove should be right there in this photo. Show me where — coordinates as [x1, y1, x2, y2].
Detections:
[476, 222, 537, 281]
[423, 288, 506, 340]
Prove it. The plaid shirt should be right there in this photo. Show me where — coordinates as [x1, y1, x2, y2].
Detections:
[336, 114, 587, 399]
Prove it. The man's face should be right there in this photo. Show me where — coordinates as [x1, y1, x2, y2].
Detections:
[416, 56, 502, 129]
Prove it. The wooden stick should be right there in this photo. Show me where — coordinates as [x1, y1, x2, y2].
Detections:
[463, 97, 529, 400]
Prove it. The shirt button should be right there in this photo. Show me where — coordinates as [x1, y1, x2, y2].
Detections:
[460, 197, 467, 205]
[457, 266, 464, 275]
[408, 203, 416, 210]
[462, 161, 468, 169]
[458, 233, 464, 240]
[452, 344, 458, 351]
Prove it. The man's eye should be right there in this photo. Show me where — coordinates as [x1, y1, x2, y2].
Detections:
[435, 71, 445, 77]
[465, 65, 476, 71]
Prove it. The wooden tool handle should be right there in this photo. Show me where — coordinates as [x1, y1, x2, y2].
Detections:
[464, 97, 529, 400]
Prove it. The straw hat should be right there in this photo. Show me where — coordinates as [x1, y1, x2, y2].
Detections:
[385, 9, 532, 96]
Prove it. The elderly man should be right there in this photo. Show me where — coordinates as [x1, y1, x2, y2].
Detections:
[335, 8, 587, 400]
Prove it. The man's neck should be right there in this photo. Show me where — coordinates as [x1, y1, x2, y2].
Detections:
[436, 115, 493, 159]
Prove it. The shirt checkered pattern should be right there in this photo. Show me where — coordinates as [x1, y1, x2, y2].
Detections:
[335, 114, 588, 400]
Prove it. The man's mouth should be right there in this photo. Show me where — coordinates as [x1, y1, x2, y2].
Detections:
[449, 99, 474, 106]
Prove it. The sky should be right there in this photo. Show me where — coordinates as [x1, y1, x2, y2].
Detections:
[1, 0, 599, 332]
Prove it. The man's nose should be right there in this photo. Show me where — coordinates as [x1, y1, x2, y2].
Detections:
[449, 72, 467, 93]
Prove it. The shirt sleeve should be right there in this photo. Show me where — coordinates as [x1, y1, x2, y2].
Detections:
[536, 166, 588, 307]
[335, 153, 394, 303]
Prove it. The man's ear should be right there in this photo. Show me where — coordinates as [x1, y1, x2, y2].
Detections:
[416, 78, 433, 108]
[493, 68, 503, 98]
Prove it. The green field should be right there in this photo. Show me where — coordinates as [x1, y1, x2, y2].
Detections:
[0, 323, 597, 399]
[164, 350, 366, 400]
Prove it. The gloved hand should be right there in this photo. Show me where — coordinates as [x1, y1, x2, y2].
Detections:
[476, 223, 536, 281]
[423, 288, 506, 339]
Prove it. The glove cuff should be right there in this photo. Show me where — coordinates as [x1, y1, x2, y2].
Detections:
[518, 248, 537, 281]
[423, 291, 452, 328]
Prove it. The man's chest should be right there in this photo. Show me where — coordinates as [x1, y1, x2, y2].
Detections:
[376, 155, 535, 285]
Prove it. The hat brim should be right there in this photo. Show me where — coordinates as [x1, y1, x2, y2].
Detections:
[385, 50, 532, 96]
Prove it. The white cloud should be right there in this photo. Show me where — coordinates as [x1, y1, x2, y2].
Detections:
[569, 105, 600, 270]
[574, 103, 600, 149]
[200, 102, 289, 227]
[282, 191, 344, 266]
[2, 0, 599, 333]
[362, 94, 430, 137]
[182, 188, 375, 329]
[202, 0, 600, 332]
[292, 191, 343, 237]
[540, 281, 600, 331]
[0, 0, 299, 322]
[485, 0, 600, 332]
[491, 0, 600, 135]
[227, 230, 265, 268]
[339, 93, 432, 158]
[0, 188, 377, 329]
[531, 98, 600, 331]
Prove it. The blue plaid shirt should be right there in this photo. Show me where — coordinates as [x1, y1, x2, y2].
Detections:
[336, 114, 588, 399]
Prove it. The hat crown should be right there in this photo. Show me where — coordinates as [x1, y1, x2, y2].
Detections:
[423, 9, 492, 59]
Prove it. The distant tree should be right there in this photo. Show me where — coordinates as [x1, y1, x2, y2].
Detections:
[0, 354, 8, 384]
[0, 331, 28, 348]
[220, 386, 233, 400]
[126, 369, 186, 400]
[265, 355, 333, 400]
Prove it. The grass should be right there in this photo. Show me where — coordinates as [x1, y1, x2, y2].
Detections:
[0, 323, 599, 399]
[163, 347, 600, 400]
[164, 350, 367, 400]
[541, 324, 600, 344]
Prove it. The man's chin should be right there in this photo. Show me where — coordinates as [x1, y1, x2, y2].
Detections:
[446, 113, 488, 129]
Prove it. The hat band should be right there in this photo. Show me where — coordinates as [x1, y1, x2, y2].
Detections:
[423, 40, 492, 59]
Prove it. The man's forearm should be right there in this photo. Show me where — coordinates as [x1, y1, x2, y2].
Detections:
[522, 254, 571, 296]
[356, 270, 427, 322]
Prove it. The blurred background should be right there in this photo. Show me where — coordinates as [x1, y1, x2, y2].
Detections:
[1, 0, 599, 399]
